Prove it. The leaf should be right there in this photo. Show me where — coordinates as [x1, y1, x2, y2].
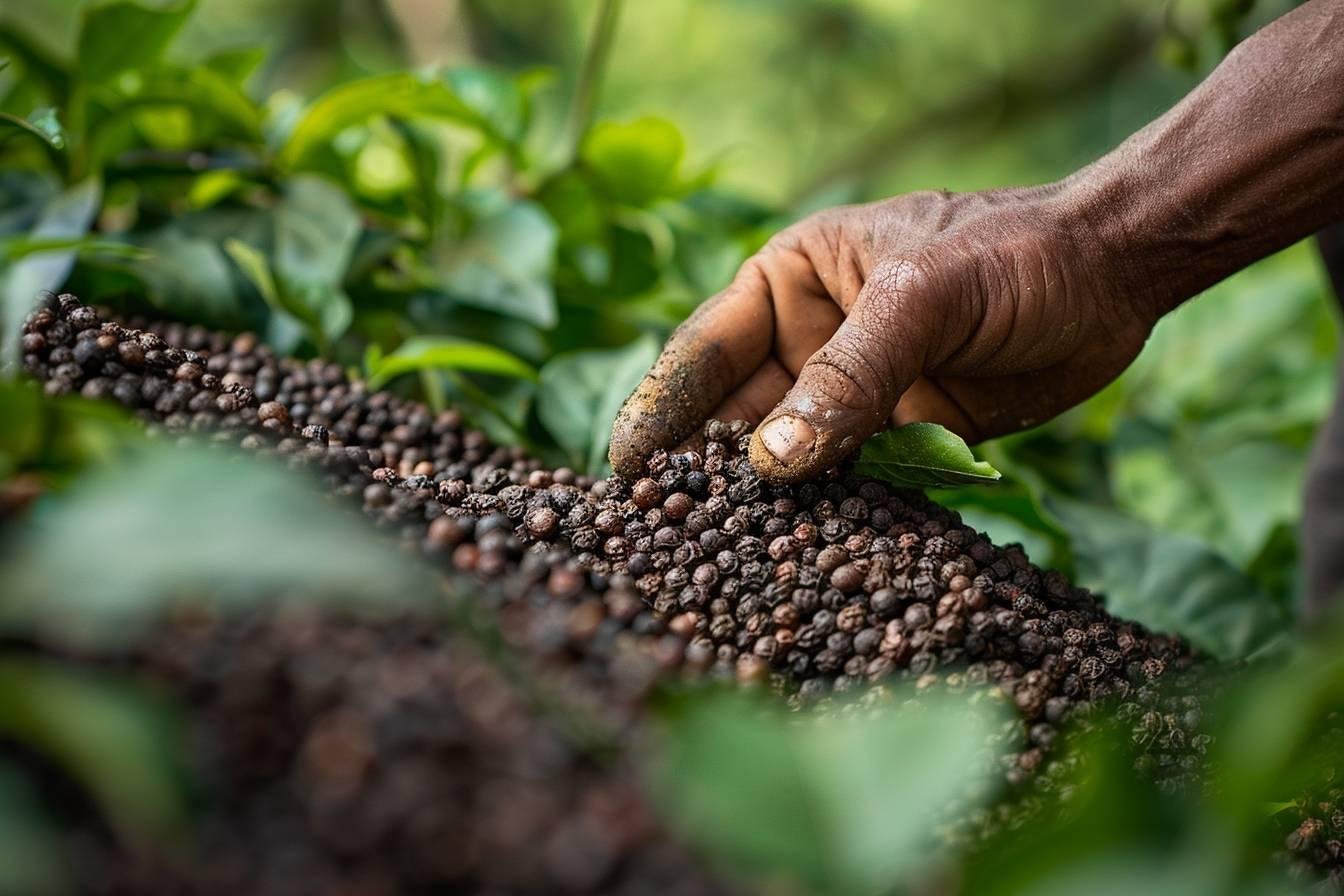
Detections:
[438, 199, 558, 327]
[76, 0, 195, 83]
[649, 689, 1002, 894]
[0, 235, 144, 263]
[224, 240, 351, 352]
[0, 443, 436, 645]
[0, 25, 70, 107]
[537, 336, 659, 475]
[221, 178, 358, 350]
[1042, 496, 1290, 661]
[367, 336, 537, 390]
[277, 69, 492, 170]
[0, 761, 70, 894]
[202, 46, 265, 86]
[131, 226, 243, 325]
[442, 67, 529, 145]
[0, 177, 101, 372]
[222, 237, 279, 304]
[86, 63, 262, 145]
[853, 423, 1002, 489]
[0, 106, 65, 155]
[273, 175, 361, 290]
[0, 658, 185, 840]
[581, 116, 685, 206]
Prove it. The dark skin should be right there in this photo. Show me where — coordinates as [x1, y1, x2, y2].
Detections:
[609, 0, 1344, 483]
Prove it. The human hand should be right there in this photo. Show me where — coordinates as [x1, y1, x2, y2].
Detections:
[608, 182, 1156, 482]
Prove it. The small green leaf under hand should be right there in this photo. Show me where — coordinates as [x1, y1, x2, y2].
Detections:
[853, 422, 1001, 489]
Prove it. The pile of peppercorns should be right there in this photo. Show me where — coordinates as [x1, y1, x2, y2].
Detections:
[1282, 790, 1344, 890]
[12, 294, 1245, 890]
[60, 608, 731, 896]
[18, 294, 1208, 747]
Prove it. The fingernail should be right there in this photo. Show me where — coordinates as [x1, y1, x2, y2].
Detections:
[759, 415, 815, 464]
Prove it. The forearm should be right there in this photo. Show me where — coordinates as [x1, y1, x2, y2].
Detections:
[1068, 0, 1344, 318]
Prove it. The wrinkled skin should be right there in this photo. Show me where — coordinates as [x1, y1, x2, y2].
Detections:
[610, 0, 1344, 483]
[609, 187, 1150, 482]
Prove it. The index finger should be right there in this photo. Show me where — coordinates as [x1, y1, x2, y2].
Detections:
[608, 262, 774, 477]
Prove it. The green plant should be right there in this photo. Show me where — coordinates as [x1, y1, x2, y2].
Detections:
[0, 0, 775, 475]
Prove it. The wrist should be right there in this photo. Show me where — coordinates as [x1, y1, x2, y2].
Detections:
[1049, 162, 1172, 329]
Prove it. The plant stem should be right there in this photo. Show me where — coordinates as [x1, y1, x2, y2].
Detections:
[566, 0, 623, 163]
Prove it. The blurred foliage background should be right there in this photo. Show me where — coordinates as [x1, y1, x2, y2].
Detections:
[2, 0, 1341, 892]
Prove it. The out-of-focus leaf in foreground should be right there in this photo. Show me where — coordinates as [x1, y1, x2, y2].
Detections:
[0, 443, 436, 645]
[0, 658, 185, 842]
[648, 687, 1003, 894]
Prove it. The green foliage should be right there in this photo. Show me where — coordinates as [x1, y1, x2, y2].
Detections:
[365, 335, 537, 389]
[855, 422, 1002, 490]
[0, 442, 436, 646]
[0, 1, 764, 474]
[0, 2, 1339, 891]
[0, 658, 185, 840]
[1044, 496, 1290, 661]
[649, 687, 1004, 894]
[537, 335, 658, 473]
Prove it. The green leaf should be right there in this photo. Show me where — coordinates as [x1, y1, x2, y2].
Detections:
[650, 689, 1002, 894]
[853, 423, 1002, 489]
[0, 761, 68, 894]
[224, 240, 351, 352]
[537, 336, 659, 475]
[278, 69, 489, 170]
[222, 237, 279, 303]
[0, 658, 185, 840]
[0, 106, 64, 156]
[367, 335, 537, 390]
[201, 46, 265, 86]
[581, 116, 685, 206]
[1041, 496, 1290, 661]
[0, 444, 436, 645]
[222, 177, 359, 351]
[273, 175, 361, 290]
[76, 0, 195, 83]
[0, 25, 71, 106]
[0, 235, 144, 263]
[130, 226, 243, 325]
[438, 198, 558, 327]
[86, 63, 262, 145]
[442, 67, 529, 145]
[1, 177, 101, 372]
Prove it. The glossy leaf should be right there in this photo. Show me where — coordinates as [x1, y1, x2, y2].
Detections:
[0, 107, 64, 155]
[1042, 496, 1290, 660]
[0, 178, 101, 372]
[582, 117, 684, 206]
[367, 336, 537, 390]
[86, 64, 262, 145]
[438, 199, 558, 327]
[273, 175, 360, 289]
[537, 336, 659, 474]
[277, 69, 507, 170]
[854, 422, 1002, 489]
[131, 226, 243, 325]
[76, 0, 195, 83]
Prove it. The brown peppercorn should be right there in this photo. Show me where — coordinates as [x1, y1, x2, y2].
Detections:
[830, 562, 865, 594]
[663, 492, 693, 522]
[632, 478, 663, 510]
[525, 506, 560, 540]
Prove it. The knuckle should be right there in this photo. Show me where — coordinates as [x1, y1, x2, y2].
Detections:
[804, 338, 885, 415]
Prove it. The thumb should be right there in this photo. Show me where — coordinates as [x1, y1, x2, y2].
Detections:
[748, 260, 936, 482]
